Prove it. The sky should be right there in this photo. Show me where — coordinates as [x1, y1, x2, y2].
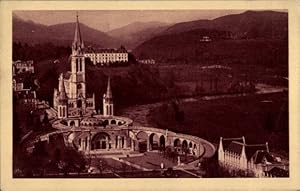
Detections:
[14, 10, 249, 32]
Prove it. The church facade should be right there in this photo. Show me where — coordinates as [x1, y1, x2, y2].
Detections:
[53, 15, 95, 118]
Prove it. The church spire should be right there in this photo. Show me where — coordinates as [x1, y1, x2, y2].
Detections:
[106, 76, 112, 99]
[72, 12, 84, 54]
[58, 73, 67, 101]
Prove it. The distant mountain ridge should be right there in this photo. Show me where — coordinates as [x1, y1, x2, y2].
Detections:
[163, 10, 287, 39]
[13, 10, 288, 55]
[108, 21, 171, 49]
[13, 16, 121, 48]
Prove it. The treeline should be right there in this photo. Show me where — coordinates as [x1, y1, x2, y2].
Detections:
[13, 42, 71, 62]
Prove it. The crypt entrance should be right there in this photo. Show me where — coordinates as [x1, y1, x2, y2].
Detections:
[91, 132, 111, 150]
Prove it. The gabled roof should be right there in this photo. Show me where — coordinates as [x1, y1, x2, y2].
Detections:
[222, 137, 245, 151]
[226, 141, 244, 155]
[252, 150, 274, 164]
[221, 136, 271, 161]
[245, 144, 268, 160]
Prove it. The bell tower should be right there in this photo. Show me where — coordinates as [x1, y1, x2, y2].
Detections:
[70, 13, 86, 110]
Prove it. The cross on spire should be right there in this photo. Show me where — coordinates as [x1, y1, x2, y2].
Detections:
[72, 12, 84, 53]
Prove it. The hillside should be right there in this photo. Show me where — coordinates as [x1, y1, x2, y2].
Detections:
[134, 28, 287, 68]
[13, 16, 120, 48]
[163, 10, 288, 39]
[108, 21, 171, 49]
[133, 11, 288, 75]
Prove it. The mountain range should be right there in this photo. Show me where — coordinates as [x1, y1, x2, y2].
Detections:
[13, 15, 120, 48]
[13, 10, 287, 58]
[162, 10, 287, 38]
[133, 10, 288, 65]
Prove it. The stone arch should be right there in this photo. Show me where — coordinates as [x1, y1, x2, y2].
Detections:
[103, 120, 109, 126]
[136, 131, 148, 153]
[182, 140, 188, 149]
[159, 135, 166, 149]
[118, 121, 123, 126]
[111, 119, 116, 125]
[149, 133, 159, 150]
[136, 131, 148, 140]
[91, 132, 110, 150]
[174, 138, 181, 148]
[189, 142, 193, 148]
[70, 121, 75, 127]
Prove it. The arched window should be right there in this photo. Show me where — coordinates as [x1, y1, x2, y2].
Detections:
[76, 59, 78, 72]
[59, 107, 62, 117]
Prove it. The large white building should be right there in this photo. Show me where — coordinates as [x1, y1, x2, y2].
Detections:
[218, 136, 288, 177]
[84, 46, 128, 65]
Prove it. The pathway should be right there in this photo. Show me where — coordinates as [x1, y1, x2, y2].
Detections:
[111, 157, 151, 171]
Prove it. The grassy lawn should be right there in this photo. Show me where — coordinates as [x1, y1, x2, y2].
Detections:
[147, 92, 288, 156]
[121, 152, 177, 170]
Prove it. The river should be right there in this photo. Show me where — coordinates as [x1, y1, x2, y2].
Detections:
[119, 83, 288, 126]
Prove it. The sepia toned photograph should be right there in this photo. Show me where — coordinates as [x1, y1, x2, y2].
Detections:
[11, 9, 289, 179]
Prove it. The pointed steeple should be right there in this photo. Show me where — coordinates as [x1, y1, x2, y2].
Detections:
[58, 73, 67, 101]
[106, 76, 112, 98]
[72, 12, 84, 53]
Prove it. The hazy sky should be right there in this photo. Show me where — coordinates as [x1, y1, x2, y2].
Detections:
[14, 10, 249, 32]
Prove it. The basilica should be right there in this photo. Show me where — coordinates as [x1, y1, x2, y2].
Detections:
[53, 14, 95, 118]
[44, 14, 214, 158]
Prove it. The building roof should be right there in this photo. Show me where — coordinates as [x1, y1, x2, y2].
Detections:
[85, 46, 128, 53]
[222, 137, 245, 151]
[222, 137, 271, 161]
[226, 141, 244, 155]
[252, 150, 274, 164]
[245, 144, 268, 160]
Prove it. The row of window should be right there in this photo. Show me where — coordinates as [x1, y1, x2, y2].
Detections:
[105, 105, 113, 115]
[85, 53, 127, 57]
[75, 58, 84, 72]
